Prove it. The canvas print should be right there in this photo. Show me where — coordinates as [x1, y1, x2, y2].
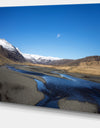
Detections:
[0, 4, 100, 114]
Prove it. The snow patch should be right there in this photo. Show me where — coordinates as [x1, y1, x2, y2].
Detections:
[0, 39, 16, 51]
[16, 47, 22, 54]
[23, 53, 61, 63]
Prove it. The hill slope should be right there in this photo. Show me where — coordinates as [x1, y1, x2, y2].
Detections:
[68, 56, 100, 66]
[0, 39, 25, 62]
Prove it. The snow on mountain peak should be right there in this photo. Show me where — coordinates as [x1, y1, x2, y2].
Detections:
[16, 47, 22, 54]
[0, 38, 62, 63]
[23, 53, 61, 62]
[0, 39, 16, 51]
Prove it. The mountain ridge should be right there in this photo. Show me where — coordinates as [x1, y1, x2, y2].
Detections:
[0, 39, 62, 64]
[0, 42, 25, 62]
[68, 56, 100, 66]
[0, 39, 100, 66]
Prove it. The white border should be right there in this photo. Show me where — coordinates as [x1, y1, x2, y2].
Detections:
[0, 102, 100, 128]
[0, 0, 100, 7]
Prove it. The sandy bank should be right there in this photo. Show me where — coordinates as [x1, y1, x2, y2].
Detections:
[58, 98, 98, 113]
[0, 66, 44, 105]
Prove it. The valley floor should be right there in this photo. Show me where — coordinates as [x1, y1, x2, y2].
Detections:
[0, 65, 99, 113]
[54, 65, 100, 83]
[14, 64, 100, 83]
[1, 62, 100, 83]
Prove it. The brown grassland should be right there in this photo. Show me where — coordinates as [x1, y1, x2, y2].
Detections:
[0, 54, 100, 83]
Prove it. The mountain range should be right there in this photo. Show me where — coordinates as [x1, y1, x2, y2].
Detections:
[0, 39, 100, 66]
[0, 39, 61, 64]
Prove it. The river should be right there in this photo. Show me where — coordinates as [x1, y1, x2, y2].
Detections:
[7, 66, 100, 109]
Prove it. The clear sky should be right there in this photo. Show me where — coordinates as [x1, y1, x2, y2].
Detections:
[0, 4, 100, 59]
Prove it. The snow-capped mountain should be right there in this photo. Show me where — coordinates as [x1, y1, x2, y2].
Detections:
[0, 39, 25, 62]
[23, 53, 61, 64]
[0, 39, 16, 51]
[0, 39, 61, 64]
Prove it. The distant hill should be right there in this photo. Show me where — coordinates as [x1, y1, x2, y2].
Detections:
[68, 56, 100, 66]
[45, 59, 74, 65]
[46, 56, 100, 66]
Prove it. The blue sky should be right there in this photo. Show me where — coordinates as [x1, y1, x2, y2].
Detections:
[0, 4, 100, 59]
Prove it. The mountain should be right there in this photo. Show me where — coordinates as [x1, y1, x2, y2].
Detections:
[42, 59, 74, 65]
[0, 39, 62, 64]
[0, 39, 74, 65]
[23, 53, 74, 65]
[68, 56, 100, 66]
[0, 39, 25, 62]
[22, 53, 61, 64]
[0, 39, 100, 66]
